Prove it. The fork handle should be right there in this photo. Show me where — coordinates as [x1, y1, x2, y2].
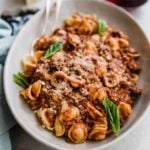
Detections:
[42, 0, 53, 35]
[42, 0, 63, 35]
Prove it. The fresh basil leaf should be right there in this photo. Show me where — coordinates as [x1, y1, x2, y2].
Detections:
[13, 72, 29, 88]
[102, 98, 120, 135]
[103, 100, 113, 121]
[115, 107, 120, 134]
[110, 119, 117, 133]
[44, 41, 63, 59]
[98, 21, 106, 36]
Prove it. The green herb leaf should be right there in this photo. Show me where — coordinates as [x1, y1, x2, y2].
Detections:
[44, 41, 63, 59]
[98, 21, 106, 36]
[102, 98, 120, 135]
[13, 72, 29, 88]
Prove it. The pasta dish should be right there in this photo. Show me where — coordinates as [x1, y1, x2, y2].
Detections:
[13, 13, 142, 144]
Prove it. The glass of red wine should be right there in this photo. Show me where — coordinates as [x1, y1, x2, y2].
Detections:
[107, 0, 148, 7]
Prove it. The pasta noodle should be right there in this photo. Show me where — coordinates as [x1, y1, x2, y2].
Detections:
[85, 102, 104, 120]
[27, 80, 42, 100]
[22, 51, 43, 76]
[37, 108, 55, 130]
[68, 123, 88, 143]
[54, 115, 65, 136]
[103, 72, 119, 88]
[17, 13, 142, 144]
[59, 101, 80, 123]
[118, 102, 132, 120]
[88, 119, 108, 140]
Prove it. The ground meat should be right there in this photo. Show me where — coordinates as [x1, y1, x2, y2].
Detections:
[127, 59, 141, 72]
[110, 30, 128, 39]
[108, 89, 132, 104]
[34, 36, 51, 51]
[130, 86, 142, 95]
[20, 13, 142, 144]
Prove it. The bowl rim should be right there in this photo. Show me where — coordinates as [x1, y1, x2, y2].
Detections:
[3, 0, 150, 150]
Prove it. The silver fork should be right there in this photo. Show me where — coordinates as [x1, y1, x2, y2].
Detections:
[31, 0, 63, 55]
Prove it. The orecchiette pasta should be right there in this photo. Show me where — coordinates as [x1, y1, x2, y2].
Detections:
[105, 37, 119, 51]
[22, 51, 43, 76]
[65, 13, 98, 35]
[97, 88, 108, 102]
[88, 84, 99, 101]
[22, 55, 37, 76]
[68, 78, 85, 88]
[54, 115, 65, 137]
[103, 72, 119, 88]
[86, 41, 98, 54]
[53, 71, 67, 79]
[61, 100, 69, 113]
[52, 71, 85, 88]
[27, 80, 42, 101]
[20, 89, 28, 100]
[86, 102, 104, 120]
[130, 73, 139, 84]
[88, 118, 108, 140]
[17, 13, 142, 144]
[34, 36, 50, 50]
[118, 38, 129, 48]
[59, 101, 80, 123]
[65, 14, 81, 27]
[88, 84, 107, 103]
[37, 108, 55, 130]
[68, 33, 81, 47]
[20, 80, 42, 101]
[61, 106, 80, 123]
[68, 123, 88, 144]
[33, 51, 44, 61]
[118, 102, 132, 120]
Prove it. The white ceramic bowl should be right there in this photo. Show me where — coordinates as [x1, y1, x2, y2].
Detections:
[4, 0, 150, 150]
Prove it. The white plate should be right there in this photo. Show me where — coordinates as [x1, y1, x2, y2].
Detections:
[4, 0, 150, 150]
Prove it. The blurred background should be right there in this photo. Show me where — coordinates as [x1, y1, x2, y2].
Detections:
[0, 0, 150, 35]
[0, 0, 44, 13]
[0, 0, 149, 12]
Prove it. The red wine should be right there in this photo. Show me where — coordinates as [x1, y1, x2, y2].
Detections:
[107, 0, 148, 7]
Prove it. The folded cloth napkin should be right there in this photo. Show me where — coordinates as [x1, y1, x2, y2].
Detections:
[0, 10, 37, 150]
